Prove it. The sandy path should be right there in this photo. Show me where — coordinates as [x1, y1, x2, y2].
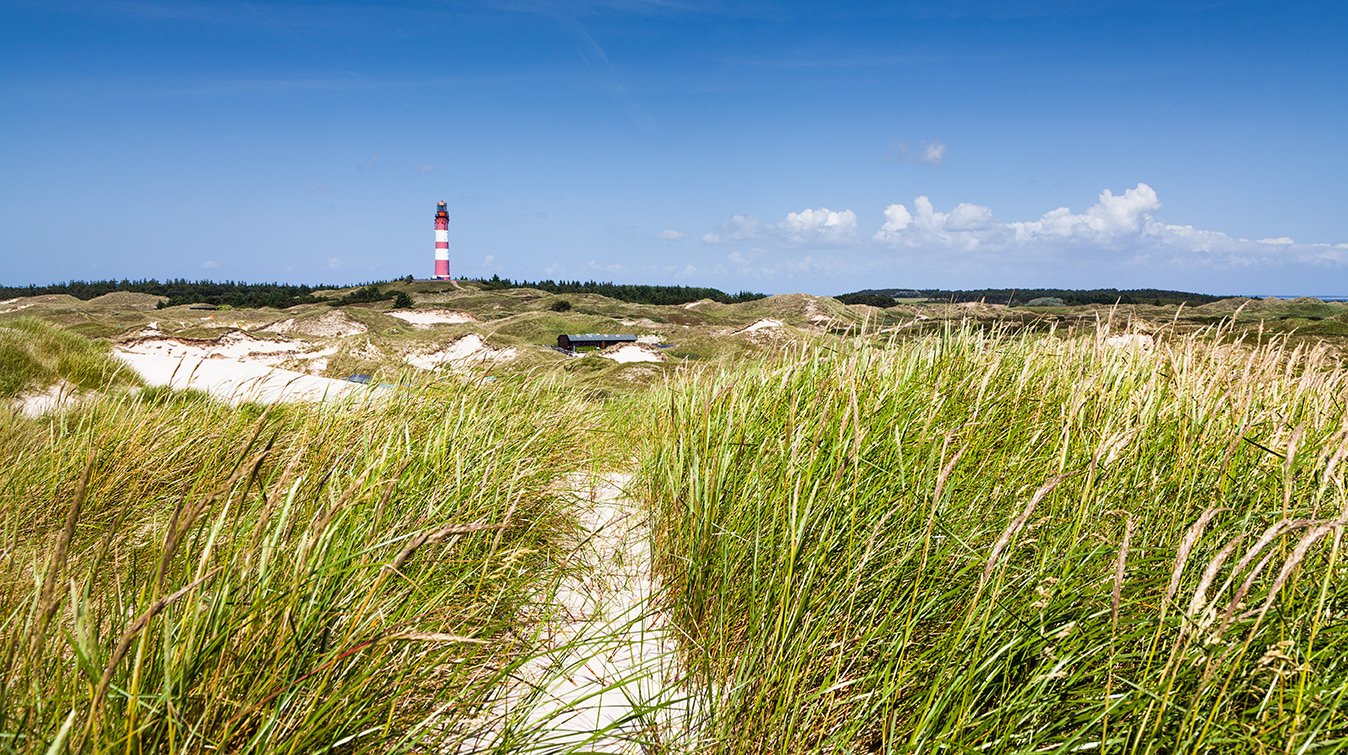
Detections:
[459, 473, 689, 752]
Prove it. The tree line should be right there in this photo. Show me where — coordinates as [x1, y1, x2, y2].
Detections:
[839, 287, 1229, 307]
[0, 279, 336, 309]
[472, 275, 765, 305]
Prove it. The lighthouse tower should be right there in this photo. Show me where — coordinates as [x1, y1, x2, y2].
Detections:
[433, 201, 451, 280]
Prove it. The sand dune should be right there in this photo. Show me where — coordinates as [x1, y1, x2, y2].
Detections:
[115, 350, 361, 404]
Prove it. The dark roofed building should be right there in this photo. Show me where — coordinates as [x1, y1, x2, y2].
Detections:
[558, 333, 637, 351]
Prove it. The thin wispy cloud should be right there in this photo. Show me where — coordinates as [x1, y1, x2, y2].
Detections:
[487, 0, 700, 16]
[568, 20, 659, 130]
[884, 139, 948, 166]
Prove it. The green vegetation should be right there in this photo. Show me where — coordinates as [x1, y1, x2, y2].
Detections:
[0, 318, 140, 397]
[0, 376, 596, 752]
[834, 292, 897, 308]
[1026, 296, 1066, 306]
[330, 284, 402, 307]
[0, 279, 335, 309]
[472, 275, 765, 305]
[639, 326, 1348, 752]
[2, 276, 768, 311]
[844, 287, 1229, 306]
[8, 289, 1348, 751]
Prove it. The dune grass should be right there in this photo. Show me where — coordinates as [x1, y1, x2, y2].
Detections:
[0, 374, 592, 753]
[8, 310, 1348, 752]
[638, 323, 1348, 752]
[0, 318, 140, 398]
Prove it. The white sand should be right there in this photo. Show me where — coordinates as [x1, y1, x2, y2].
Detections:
[1105, 333, 1154, 350]
[803, 297, 834, 325]
[16, 381, 81, 417]
[114, 350, 361, 404]
[121, 332, 312, 366]
[387, 309, 477, 328]
[457, 474, 687, 752]
[737, 318, 783, 333]
[636, 334, 663, 344]
[404, 334, 517, 369]
[291, 345, 338, 375]
[600, 344, 663, 363]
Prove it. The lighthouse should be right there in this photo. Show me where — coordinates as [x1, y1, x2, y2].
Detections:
[433, 201, 451, 280]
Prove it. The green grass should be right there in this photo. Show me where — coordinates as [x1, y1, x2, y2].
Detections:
[0, 374, 594, 753]
[8, 302, 1348, 752]
[0, 318, 141, 398]
[638, 323, 1348, 752]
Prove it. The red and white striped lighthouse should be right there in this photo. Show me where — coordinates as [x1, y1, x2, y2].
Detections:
[433, 200, 451, 280]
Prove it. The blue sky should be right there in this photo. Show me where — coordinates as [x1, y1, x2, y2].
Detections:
[2, 0, 1345, 295]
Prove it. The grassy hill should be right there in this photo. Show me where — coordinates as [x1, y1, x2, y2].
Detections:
[0, 317, 140, 398]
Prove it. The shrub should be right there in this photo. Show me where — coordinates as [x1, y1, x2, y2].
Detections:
[550, 299, 573, 312]
[835, 293, 895, 308]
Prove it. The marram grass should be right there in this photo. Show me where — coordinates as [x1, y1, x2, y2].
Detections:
[0, 317, 139, 398]
[6, 318, 1348, 753]
[638, 324, 1348, 753]
[0, 375, 590, 753]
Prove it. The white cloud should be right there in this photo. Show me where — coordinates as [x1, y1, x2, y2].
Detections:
[657, 229, 687, 240]
[706, 208, 858, 247]
[1010, 184, 1161, 243]
[326, 257, 342, 270]
[873, 196, 1000, 249]
[706, 183, 1347, 282]
[946, 203, 994, 231]
[782, 208, 858, 242]
[876, 204, 913, 238]
[703, 214, 764, 244]
[201, 259, 219, 269]
[921, 140, 946, 165]
[482, 255, 496, 267]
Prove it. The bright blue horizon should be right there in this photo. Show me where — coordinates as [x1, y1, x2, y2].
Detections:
[2, 1, 1345, 296]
